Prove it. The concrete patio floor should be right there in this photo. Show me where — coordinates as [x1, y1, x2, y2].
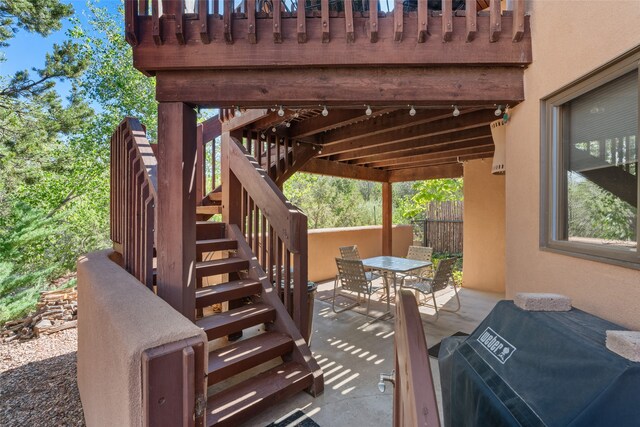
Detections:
[237, 281, 503, 427]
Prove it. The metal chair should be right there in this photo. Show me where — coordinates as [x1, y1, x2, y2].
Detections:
[338, 245, 381, 281]
[333, 258, 386, 320]
[404, 246, 434, 279]
[400, 257, 460, 320]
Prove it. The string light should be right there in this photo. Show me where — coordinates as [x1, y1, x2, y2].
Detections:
[409, 105, 416, 116]
[494, 105, 503, 116]
[261, 133, 266, 139]
[272, 126, 277, 132]
[322, 105, 329, 117]
[365, 105, 372, 116]
[277, 105, 285, 117]
[285, 122, 291, 128]
[452, 105, 460, 117]
[234, 106, 242, 117]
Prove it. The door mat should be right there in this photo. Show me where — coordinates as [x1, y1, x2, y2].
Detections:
[428, 331, 469, 358]
[266, 409, 320, 427]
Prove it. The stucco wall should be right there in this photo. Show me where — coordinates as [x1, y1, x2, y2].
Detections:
[308, 225, 413, 282]
[505, 1, 640, 328]
[463, 159, 506, 293]
[77, 250, 207, 427]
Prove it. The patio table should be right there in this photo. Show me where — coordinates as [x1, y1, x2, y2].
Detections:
[361, 256, 433, 316]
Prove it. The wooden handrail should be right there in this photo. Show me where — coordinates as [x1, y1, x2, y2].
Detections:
[110, 117, 157, 289]
[125, 0, 528, 47]
[394, 290, 440, 427]
[228, 137, 305, 253]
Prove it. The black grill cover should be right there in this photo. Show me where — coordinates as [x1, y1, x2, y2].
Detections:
[438, 301, 640, 427]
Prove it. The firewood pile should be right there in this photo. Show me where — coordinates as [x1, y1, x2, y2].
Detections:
[1, 288, 78, 342]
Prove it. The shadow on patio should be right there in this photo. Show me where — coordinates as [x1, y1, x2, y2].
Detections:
[239, 281, 502, 426]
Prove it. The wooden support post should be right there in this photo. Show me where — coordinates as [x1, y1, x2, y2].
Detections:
[382, 182, 392, 256]
[157, 102, 197, 321]
[221, 132, 242, 226]
[196, 123, 205, 200]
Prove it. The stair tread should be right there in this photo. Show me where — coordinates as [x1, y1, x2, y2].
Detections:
[196, 257, 249, 278]
[196, 303, 275, 341]
[195, 279, 261, 308]
[196, 205, 222, 214]
[206, 361, 312, 427]
[207, 332, 294, 384]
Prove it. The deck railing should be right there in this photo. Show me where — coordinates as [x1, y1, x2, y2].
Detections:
[125, 0, 526, 47]
[224, 134, 310, 337]
[110, 118, 157, 290]
[393, 289, 440, 426]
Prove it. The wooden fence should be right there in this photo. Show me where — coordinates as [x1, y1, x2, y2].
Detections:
[412, 201, 463, 254]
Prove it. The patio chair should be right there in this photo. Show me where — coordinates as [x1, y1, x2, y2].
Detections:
[333, 258, 386, 320]
[405, 245, 434, 278]
[400, 257, 461, 320]
[338, 245, 381, 281]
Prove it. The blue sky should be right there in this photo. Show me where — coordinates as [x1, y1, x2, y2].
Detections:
[1, 0, 121, 100]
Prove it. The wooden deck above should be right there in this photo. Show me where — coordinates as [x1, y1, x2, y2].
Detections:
[222, 104, 500, 182]
[126, 0, 531, 74]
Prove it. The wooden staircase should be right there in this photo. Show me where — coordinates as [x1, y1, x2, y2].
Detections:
[194, 221, 321, 427]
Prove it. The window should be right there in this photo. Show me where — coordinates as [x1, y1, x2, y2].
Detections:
[541, 48, 639, 268]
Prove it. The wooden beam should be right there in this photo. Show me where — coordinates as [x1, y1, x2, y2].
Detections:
[196, 124, 205, 200]
[247, 0, 257, 43]
[157, 102, 197, 320]
[388, 163, 463, 182]
[223, 0, 233, 43]
[198, 0, 210, 44]
[382, 182, 392, 256]
[386, 151, 495, 171]
[288, 108, 396, 139]
[349, 127, 492, 164]
[320, 108, 476, 151]
[132, 15, 532, 72]
[273, 0, 282, 43]
[320, 110, 496, 157]
[300, 158, 389, 182]
[201, 114, 222, 142]
[155, 68, 524, 107]
[221, 108, 270, 132]
[372, 141, 494, 168]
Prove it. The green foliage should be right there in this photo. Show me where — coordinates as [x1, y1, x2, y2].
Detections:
[284, 174, 383, 229]
[0, 0, 73, 46]
[567, 173, 637, 242]
[1, 2, 157, 322]
[398, 178, 463, 219]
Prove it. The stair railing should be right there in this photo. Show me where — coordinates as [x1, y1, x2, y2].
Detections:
[110, 117, 157, 290]
[392, 289, 440, 426]
[223, 134, 310, 338]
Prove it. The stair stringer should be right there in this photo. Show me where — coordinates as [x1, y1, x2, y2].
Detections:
[227, 223, 324, 397]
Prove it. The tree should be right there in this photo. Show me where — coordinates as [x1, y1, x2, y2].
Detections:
[398, 178, 463, 219]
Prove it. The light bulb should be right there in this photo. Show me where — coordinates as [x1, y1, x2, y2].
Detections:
[261, 133, 266, 139]
[322, 105, 329, 117]
[365, 105, 372, 116]
[196, 107, 202, 119]
[318, 149, 322, 154]
[286, 122, 291, 128]
[409, 105, 416, 116]
[277, 106, 285, 117]
[272, 126, 277, 132]
[494, 105, 503, 116]
[234, 106, 242, 117]
[452, 105, 460, 117]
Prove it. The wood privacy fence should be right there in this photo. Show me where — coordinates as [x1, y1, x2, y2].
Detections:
[412, 201, 463, 254]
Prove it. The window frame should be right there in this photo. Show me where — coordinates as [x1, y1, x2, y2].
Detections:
[540, 46, 640, 270]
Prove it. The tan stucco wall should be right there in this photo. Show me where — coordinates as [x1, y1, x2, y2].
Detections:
[505, 1, 640, 328]
[308, 225, 413, 282]
[463, 159, 506, 293]
[77, 250, 207, 427]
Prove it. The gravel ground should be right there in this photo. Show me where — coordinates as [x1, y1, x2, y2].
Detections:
[0, 329, 85, 426]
